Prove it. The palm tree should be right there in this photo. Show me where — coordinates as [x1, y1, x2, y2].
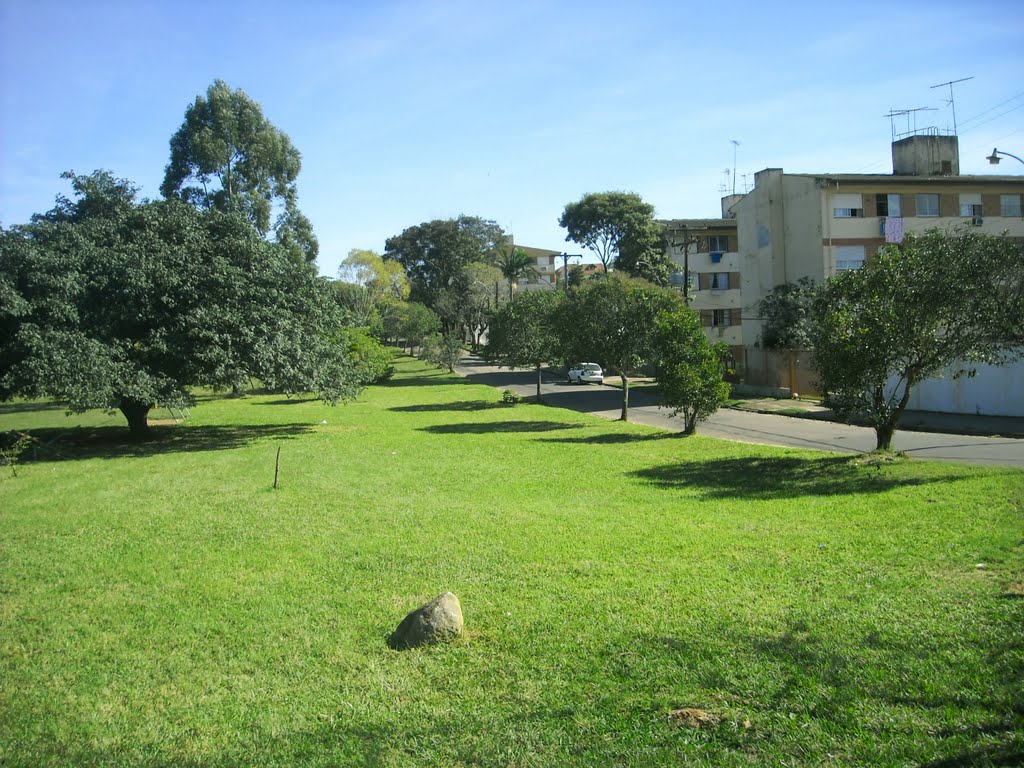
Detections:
[494, 246, 540, 302]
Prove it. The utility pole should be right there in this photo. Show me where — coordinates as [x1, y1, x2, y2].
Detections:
[557, 253, 582, 288]
[667, 224, 700, 302]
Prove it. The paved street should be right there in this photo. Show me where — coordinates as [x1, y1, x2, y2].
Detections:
[455, 355, 1024, 468]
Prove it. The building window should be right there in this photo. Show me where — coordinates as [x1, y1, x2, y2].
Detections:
[916, 193, 939, 217]
[835, 245, 865, 272]
[1000, 194, 1023, 217]
[959, 193, 982, 217]
[832, 193, 863, 218]
[708, 235, 729, 252]
[709, 272, 730, 290]
[711, 309, 731, 327]
[876, 193, 901, 217]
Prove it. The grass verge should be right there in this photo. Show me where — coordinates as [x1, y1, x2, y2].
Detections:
[1, 355, 1022, 766]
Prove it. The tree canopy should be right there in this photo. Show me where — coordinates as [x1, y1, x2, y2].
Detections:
[654, 307, 730, 434]
[559, 191, 669, 283]
[810, 229, 1024, 451]
[484, 289, 562, 400]
[758, 277, 816, 350]
[557, 276, 682, 421]
[0, 171, 357, 436]
[383, 215, 506, 331]
[161, 79, 318, 262]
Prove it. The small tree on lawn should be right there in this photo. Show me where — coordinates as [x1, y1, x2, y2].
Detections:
[810, 229, 1024, 452]
[421, 333, 464, 373]
[654, 307, 731, 434]
[484, 289, 562, 401]
[399, 302, 441, 355]
[557, 276, 682, 421]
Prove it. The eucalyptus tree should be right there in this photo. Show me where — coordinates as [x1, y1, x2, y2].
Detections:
[161, 79, 318, 262]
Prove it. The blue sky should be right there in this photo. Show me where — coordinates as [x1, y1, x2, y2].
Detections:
[2, 0, 1022, 277]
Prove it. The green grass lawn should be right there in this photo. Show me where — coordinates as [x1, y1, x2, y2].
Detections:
[1, 355, 1022, 766]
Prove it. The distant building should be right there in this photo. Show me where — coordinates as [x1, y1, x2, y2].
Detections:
[513, 245, 561, 290]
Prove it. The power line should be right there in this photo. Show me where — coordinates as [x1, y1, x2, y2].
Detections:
[959, 102, 1024, 136]
[957, 90, 1024, 130]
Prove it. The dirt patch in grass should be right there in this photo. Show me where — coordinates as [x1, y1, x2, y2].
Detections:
[669, 708, 718, 728]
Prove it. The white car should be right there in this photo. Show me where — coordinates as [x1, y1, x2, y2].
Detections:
[567, 363, 604, 384]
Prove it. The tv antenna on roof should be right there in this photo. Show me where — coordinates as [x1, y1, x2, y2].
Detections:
[930, 76, 973, 135]
[884, 107, 937, 140]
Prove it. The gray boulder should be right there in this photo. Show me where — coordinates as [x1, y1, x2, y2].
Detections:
[388, 592, 464, 650]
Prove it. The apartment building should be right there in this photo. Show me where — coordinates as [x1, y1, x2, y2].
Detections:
[512, 245, 562, 291]
[661, 214, 743, 359]
[732, 134, 1024, 412]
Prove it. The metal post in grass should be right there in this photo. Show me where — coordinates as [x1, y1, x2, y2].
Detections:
[274, 446, 281, 489]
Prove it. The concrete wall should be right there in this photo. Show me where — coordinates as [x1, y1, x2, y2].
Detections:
[891, 134, 959, 176]
[898, 359, 1024, 417]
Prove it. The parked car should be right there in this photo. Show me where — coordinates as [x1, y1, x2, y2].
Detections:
[567, 363, 604, 384]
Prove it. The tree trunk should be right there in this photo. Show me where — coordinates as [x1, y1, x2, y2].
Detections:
[875, 422, 896, 452]
[620, 373, 629, 421]
[118, 398, 152, 438]
[874, 381, 913, 451]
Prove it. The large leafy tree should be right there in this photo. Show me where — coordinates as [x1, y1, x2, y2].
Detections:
[484, 289, 563, 401]
[654, 307, 730, 434]
[557, 276, 682, 421]
[334, 248, 411, 331]
[559, 191, 669, 283]
[0, 171, 357, 436]
[384, 216, 506, 330]
[161, 79, 318, 262]
[810, 229, 1024, 451]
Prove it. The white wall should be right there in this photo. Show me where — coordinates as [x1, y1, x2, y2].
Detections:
[898, 359, 1024, 417]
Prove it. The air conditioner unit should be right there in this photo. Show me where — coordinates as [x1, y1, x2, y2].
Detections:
[971, 215, 983, 226]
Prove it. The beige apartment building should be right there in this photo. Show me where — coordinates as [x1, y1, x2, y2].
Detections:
[661, 215, 743, 360]
[663, 134, 1024, 413]
[734, 135, 1024, 407]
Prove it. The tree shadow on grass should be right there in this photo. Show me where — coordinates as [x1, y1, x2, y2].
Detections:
[0, 400, 67, 416]
[389, 401, 509, 413]
[379, 371, 471, 388]
[631, 455, 965, 499]
[8, 422, 313, 464]
[540, 432, 677, 445]
[420, 420, 581, 435]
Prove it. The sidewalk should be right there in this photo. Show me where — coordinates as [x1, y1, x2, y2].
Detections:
[601, 374, 1024, 439]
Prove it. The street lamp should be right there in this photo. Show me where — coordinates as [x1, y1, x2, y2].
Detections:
[986, 148, 1024, 167]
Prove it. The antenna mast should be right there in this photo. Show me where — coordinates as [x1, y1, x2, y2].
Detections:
[884, 107, 937, 140]
[930, 76, 973, 135]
